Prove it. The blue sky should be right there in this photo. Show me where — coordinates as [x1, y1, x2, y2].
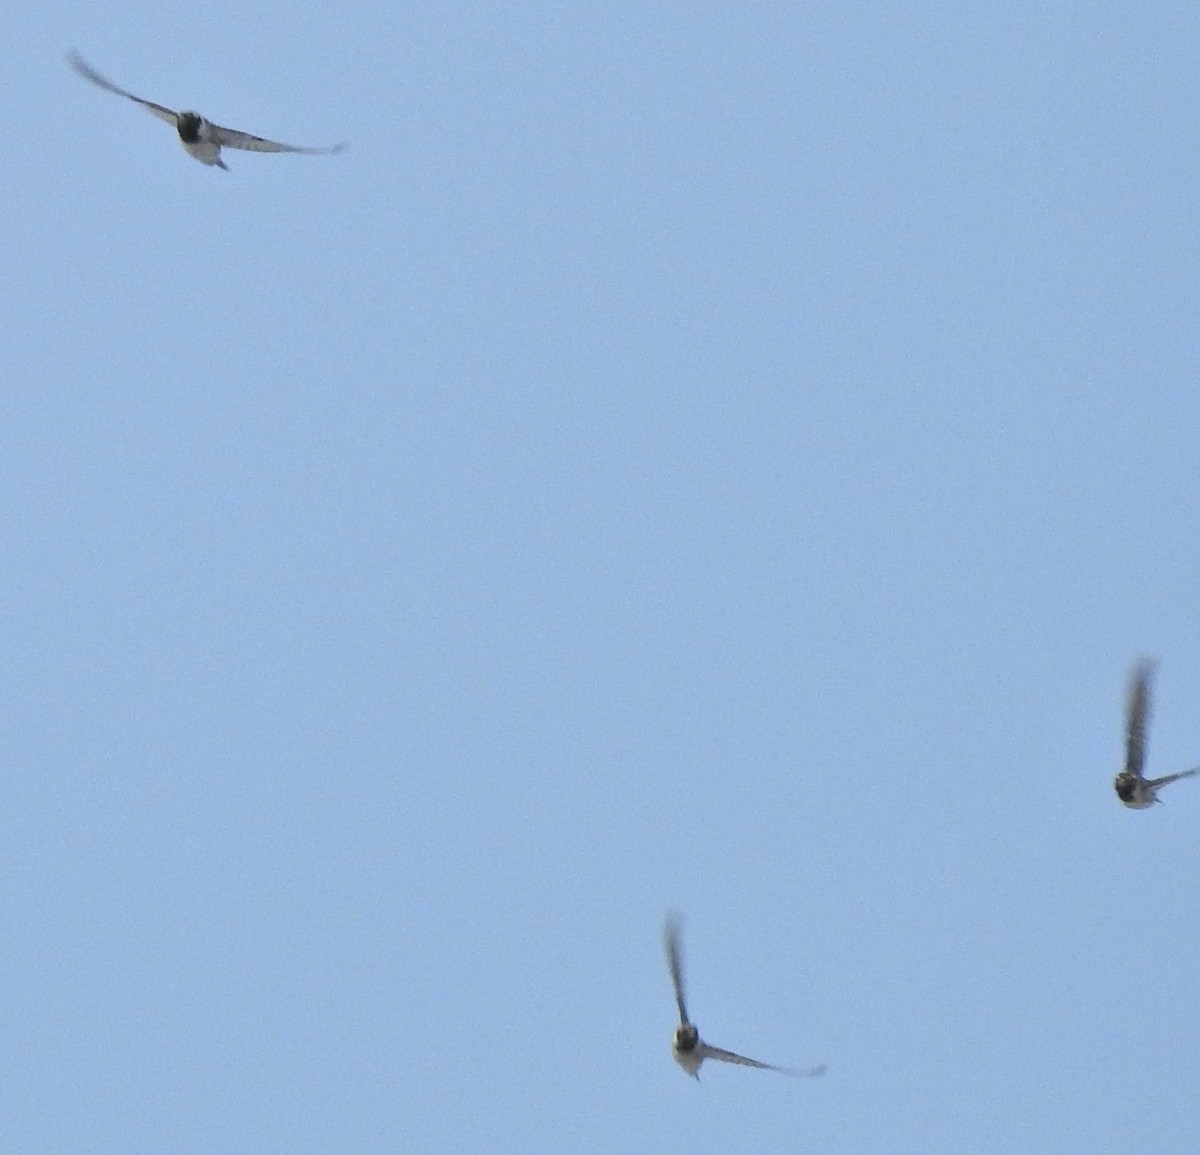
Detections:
[4, 3, 1200, 1151]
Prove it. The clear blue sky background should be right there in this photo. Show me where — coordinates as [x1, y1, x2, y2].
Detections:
[4, 3, 1200, 1152]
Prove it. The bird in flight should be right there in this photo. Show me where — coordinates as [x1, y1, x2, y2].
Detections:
[1114, 658, 1200, 808]
[663, 916, 825, 1080]
[67, 51, 345, 170]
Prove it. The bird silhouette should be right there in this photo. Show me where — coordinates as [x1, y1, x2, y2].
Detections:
[663, 916, 825, 1080]
[1113, 658, 1200, 808]
[67, 52, 345, 170]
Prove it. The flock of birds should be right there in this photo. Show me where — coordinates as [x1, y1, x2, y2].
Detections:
[64, 55, 1199, 1082]
[662, 656, 1196, 1081]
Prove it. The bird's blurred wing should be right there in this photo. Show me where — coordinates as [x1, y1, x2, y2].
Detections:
[1148, 766, 1200, 790]
[697, 1042, 779, 1071]
[698, 1042, 825, 1076]
[67, 52, 177, 124]
[210, 123, 346, 155]
[662, 917, 689, 1025]
[1125, 659, 1155, 780]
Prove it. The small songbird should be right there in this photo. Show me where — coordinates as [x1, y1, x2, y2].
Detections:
[67, 51, 345, 170]
[662, 916, 825, 1080]
[1114, 658, 1200, 809]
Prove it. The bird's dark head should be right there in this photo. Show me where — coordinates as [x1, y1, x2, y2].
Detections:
[176, 112, 202, 143]
[1114, 775, 1137, 804]
[673, 1024, 698, 1053]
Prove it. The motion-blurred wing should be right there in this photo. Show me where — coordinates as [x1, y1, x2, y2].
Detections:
[698, 1042, 825, 1076]
[1148, 766, 1200, 790]
[67, 52, 178, 125]
[1125, 659, 1155, 781]
[210, 122, 345, 155]
[697, 1042, 781, 1071]
[663, 917, 689, 1026]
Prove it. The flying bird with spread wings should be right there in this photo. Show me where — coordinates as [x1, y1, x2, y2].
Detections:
[663, 916, 825, 1080]
[67, 51, 345, 170]
[1113, 659, 1200, 809]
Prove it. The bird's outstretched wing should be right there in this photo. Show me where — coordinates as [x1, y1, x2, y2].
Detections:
[1125, 658, 1155, 781]
[698, 1042, 824, 1076]
[67, 51, 178, 125]
[663, 917, 690, 1026]
[210, 123, 346, 155]
[1148, 766, 1200, 790]
[697, 1042, 824, 1075]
